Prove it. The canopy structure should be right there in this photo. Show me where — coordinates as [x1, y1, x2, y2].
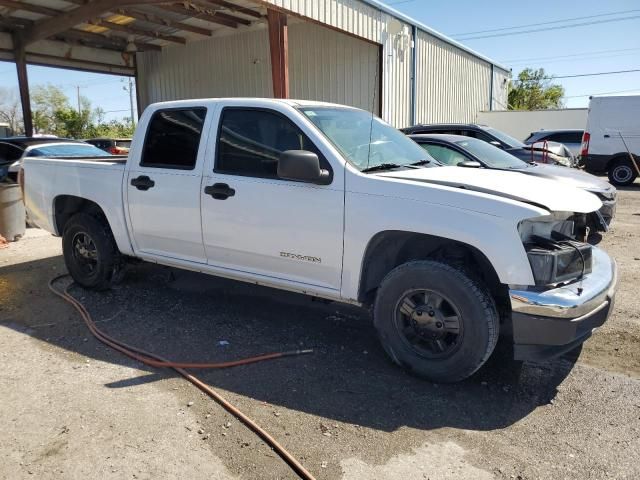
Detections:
[0, 0, 276, 135]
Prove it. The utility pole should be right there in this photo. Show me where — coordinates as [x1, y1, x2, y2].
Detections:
[76, 85, 81, 114]
[123, 77, 136, 127]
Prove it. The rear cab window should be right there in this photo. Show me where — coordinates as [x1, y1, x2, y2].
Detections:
[141, 108, 207, 170]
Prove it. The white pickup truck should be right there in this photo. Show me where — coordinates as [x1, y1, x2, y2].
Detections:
[22, 99, 617, 382]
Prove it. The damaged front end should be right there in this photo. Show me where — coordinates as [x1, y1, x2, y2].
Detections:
[509, 211, 617, 361]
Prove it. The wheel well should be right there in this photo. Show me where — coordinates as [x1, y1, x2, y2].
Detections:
[358, 231, 509, 311]
[53, 195, 108, 235]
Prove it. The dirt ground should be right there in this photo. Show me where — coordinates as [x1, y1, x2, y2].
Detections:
[1, 185, 639, 480]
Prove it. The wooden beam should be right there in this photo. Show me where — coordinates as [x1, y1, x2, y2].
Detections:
[183, 0, 251, 25]
[158, 4, 239, 29]
[64, 1, 215, 37]
[199, 0, 262, 19]
[118, 8, 213, 37]
[0, 0, 59, 17]
[13, 32, 33, 136]
[56, 29, 162, 52]
[22, 0, 167, 46]
[87, 19, 187, 44]
[267, 9, 288, 99]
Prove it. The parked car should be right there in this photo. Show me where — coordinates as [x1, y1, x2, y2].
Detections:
[409, 134, 616, 230]
[1, 137, 112, 182]
[22, 99, 616, 383]
[401, 123, 575, 167]
[580, 95, 640, 186]
[525, 129, 584, 158]
[85, 138, 132, 155]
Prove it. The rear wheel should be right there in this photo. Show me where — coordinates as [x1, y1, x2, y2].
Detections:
[608, 158, 637, 186]
[373, 260, 499, 383]
[62, 213, 124, 290]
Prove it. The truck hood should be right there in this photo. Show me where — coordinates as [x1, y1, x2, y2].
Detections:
[522, 164, 615, 194]
[375, 166, 602, 213]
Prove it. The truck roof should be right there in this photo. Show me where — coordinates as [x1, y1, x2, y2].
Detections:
[146, 98, 356, 110]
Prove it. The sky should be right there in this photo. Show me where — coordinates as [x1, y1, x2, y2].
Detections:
[0, 0, 639, 121]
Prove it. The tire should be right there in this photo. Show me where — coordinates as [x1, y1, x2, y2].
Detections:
[62, 213, 124, 290]
[373, 260, 499, 383]
[608, 158, 637, 186]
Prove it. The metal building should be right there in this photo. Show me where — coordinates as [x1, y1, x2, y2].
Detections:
[0, 0, 510, 133]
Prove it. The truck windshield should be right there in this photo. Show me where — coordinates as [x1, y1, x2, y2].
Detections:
[300, 107, 432, 172]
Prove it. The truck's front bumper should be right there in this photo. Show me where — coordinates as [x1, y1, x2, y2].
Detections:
[509, 247, 617, 362]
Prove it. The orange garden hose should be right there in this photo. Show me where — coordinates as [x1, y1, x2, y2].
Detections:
[49, 274, 317, 480]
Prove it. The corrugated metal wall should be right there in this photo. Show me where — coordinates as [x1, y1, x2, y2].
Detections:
[136, 0, 510, 127]
[414, 30, 492, 124]
[492, 68, 511, 111]
[262, 0, 412, 125]
[288, 22, 380, 113]
[260, 0, 383, 43]
[136, 28, 273, 107]
[137, 21, 381, 115]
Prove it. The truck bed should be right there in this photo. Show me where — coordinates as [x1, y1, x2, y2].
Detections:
[22, 156, 129, 245]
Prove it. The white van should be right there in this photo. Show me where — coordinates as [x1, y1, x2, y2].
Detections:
[580, 95, 640, 186]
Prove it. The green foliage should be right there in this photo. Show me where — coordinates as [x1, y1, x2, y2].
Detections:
[508, 68, 565, 110]
[31, 84, 71, 134]
[85, 120, 135, 139]
[27, 83, 133, 139]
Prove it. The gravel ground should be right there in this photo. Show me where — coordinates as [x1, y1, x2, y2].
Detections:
[1, 186, 639, 480]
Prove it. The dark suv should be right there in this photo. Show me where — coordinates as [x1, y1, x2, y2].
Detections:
[401, 123, 574, 167]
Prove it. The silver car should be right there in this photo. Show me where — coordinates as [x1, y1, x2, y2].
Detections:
[409, 134, 616, 231]
[525, 129, 584, 158]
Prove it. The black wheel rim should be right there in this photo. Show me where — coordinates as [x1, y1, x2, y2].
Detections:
[613, 165, 633, 184]
[394, 289, 464, 359]
[71, 232, 98, 276]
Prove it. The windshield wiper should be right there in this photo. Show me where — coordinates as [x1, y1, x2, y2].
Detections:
[361, 163, 404, 173]
[409, 159, 432, 166]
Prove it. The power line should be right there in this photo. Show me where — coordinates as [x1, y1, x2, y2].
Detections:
[512, 68, 640, 81]
[452, 9, 640, 36]
[565, 88, 640, 99]
[456, 15, 640, 41]
[513, 68, 640, 83]
[501, 47, 640, 65]
[552, 69, 640, 79]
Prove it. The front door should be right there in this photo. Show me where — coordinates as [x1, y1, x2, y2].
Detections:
[126, 107, 208, 263]
[200, 107, 344, 291]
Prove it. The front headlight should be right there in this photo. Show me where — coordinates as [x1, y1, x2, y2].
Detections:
[526, 241, 592, 286]
[519, 214, 593, 286]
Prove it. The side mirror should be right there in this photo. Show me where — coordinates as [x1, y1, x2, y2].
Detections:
[278, 150, 331, 184]
[457, 160, 482, 168]
[489, 140, 503, 149]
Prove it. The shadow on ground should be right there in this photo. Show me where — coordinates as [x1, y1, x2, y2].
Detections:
[1, 256, 578, 434]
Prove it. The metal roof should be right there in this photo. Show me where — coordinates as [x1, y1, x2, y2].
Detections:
[362, 0, 510, 73]
[0, 0, 510, 74]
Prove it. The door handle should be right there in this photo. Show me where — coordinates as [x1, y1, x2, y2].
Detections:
[130, 175, 155, 191]
[205, 183, 235, 200]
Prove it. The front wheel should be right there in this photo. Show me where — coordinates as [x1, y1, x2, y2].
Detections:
[373, 260, 499, 383]
[62, 213, 124, 290]
[608, 158, 637, 186]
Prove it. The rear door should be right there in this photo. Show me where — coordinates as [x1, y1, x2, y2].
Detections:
[126, 106, 210, 263]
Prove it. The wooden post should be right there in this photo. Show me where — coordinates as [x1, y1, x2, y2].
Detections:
[13, 33, 33, 136]
[267, 9, 289, 99]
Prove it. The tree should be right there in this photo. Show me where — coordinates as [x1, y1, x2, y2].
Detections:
[0, 87, 23, 134]
[508, 68, 565, 110]
[31, 84, 71, 134]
